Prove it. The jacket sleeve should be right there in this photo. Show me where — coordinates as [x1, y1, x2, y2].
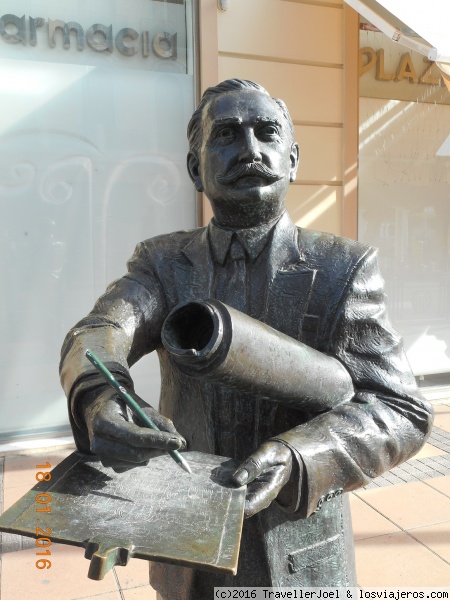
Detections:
[59, 242, 168, 453]
[273, 248, 433, 517]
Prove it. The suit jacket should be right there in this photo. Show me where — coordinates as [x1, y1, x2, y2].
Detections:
[60, 212, 432, 595]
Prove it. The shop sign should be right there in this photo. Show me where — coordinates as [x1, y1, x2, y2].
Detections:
[0, 14, 177, 60]
[0, 0, 190, 73]
[359, 29, 450, 104]
[360, 47, 441, 85]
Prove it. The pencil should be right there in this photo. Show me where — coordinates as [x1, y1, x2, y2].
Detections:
[85, 349, 191, 474]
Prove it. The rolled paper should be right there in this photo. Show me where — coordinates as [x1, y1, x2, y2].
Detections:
[161, 299, 354, 412]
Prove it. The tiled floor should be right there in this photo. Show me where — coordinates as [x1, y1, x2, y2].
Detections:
[0, 401, 449, 599]
[351, 401, 450, 587]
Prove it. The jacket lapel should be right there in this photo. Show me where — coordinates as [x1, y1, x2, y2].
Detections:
[265, 213, 317, 340]
[171, 228, 214, 304]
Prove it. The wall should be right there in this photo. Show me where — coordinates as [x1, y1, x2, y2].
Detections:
[198, 0, 359, 238]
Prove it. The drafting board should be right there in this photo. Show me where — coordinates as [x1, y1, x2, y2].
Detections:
[0, 450, 245, 580]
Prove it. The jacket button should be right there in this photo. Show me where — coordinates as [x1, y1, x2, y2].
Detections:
[326, 491, 335, 502]
[334, 488, 343, 497]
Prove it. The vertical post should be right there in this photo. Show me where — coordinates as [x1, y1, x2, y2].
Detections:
[197, 0, 219, 226]
[343, 4, 359, 240]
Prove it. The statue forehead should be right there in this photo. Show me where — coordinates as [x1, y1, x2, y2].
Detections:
[202, 90, 282, 130]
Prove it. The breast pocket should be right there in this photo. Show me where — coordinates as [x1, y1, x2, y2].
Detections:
[267, 268, 317, 338]
[300, 314, 319, 347]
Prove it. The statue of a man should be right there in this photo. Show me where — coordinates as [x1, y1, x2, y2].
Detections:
[60, 79, 432, 597]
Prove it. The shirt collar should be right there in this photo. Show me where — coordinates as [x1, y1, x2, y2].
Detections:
[208, 212, 284, 265]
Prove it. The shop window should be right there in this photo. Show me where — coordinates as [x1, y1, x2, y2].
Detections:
[359, 18, 450, 395]
[0, 0, 197, 438]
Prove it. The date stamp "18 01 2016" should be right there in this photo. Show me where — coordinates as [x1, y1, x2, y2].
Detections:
[35, 462, 52, 570]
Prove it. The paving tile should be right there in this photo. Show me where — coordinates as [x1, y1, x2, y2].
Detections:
[424, 475, 450, 497]
[4, 449, 73, 490]
[355, 531, 450, 586]
[74, 593, 122, 600]
[3, 483, 36, 510]
[364, 477, 389, 489]
[433, 405, 450, 433]
[413, 458, 445, 478]
[425, 455, 450, 476]
[0, 542, 119, 600]
[430, 426, 450, 439]
[114, 556, 150, 590]
[416, 458, 449, 477]
[4, 454, 45, 490]
[383, 469, 407, 485]
[385, 454, 450, 481]
[432, 453, 450, 464]
[429, 429, 450, 445]
[354, 480, 450, 529]
[389, 464, 418, 483]
[122, 586, 158, 599]
[3, 449, 76, 509]
[414, 442, 447, 459]
[376, 470, 407, 486]
[410, 520, 450, 563]
[1, 531, 35, 553]
[350, 494, 400, 540]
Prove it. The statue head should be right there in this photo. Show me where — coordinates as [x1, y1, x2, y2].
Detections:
[187, 79, 299, 228]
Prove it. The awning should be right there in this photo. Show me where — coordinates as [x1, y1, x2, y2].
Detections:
[344, 0, 450, 90]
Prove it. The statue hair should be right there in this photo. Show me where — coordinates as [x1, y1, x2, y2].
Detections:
[187, 79, 294, 156]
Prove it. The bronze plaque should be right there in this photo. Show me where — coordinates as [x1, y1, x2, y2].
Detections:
[0, 451, 245, 580]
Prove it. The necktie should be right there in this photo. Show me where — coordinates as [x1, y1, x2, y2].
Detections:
[214, 234, 248, 457]
[218, 234, 247, 312]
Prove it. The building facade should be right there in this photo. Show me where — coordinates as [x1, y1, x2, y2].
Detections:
[0, 0, 448, 440]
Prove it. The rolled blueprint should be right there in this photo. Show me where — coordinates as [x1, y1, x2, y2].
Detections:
[161, 299, 354, 412]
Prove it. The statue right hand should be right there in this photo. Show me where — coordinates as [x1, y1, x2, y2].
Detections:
[80, 387, 186, 468]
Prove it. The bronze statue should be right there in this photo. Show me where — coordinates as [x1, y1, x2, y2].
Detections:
[60, 79, 433, 597]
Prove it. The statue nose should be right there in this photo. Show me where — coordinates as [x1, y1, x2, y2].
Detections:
[239, 131, 262, 162]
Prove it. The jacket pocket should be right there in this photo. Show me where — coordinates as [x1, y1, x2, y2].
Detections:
[287, 534, 345, 585]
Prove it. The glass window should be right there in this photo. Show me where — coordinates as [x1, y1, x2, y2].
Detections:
[0, 0, 197, 438]
[359, 19, 450, 393]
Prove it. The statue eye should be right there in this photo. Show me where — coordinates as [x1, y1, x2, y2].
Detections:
[258, 124, 279, 137]
[216, 127, 235, 140]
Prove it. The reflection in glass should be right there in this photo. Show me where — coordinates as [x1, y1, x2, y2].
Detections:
[0, 0, 196, 437]
[359, 26, 450, 390]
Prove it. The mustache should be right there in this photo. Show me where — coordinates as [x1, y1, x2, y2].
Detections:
[216, 162, 282, 185]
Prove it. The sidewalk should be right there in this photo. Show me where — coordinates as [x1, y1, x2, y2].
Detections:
[0, 400, 449, 599]
[352, 401, 450, 586]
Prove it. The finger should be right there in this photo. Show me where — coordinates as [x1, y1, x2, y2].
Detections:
[231, 443, 290, 486]
[244, 465, 291, 518]
[232, 456, 267, 487]
[125, 392, 180, 435]
[133, 408, 182, 438]
[90, 435, 165, 465]
[93, 409, 185, 451]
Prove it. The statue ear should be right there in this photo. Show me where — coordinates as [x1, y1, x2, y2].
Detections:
[187, 151, 204, 192]
[289, 142, 300, 183]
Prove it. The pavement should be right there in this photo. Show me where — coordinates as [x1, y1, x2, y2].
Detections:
[0, 399, 449, 599]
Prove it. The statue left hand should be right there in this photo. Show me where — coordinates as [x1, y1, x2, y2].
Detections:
[231, 441, 294, 518]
